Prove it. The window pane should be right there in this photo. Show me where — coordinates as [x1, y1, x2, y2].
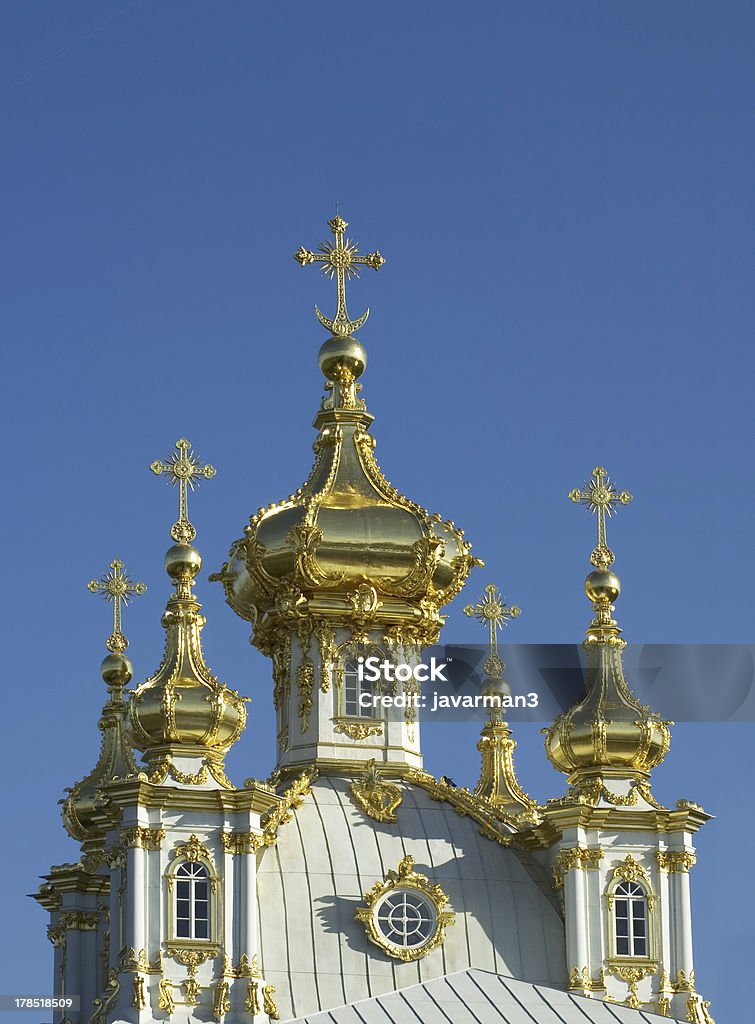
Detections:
[176, 881, 190, 899]
[634, 936, 647, 956]
[616, 936, 630, 955]
[176, 919, 190, 938]
[195, 919, 209, 939]
[195, 881, 208, 900]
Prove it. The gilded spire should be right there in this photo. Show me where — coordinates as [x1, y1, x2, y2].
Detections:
[61, 559, 146, 843]
[131, 440, 247, 787]
[150, 437, 216, 544]
[464, 585, 537, 820]
[294, 214, 385, 336]
[545, 467, 671, 802]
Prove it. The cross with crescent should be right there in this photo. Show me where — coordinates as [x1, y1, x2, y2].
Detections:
[464, 583, 521, 678]
[568, 465, 632, 569]
[150, 437, 216, 543]
[294, 214, 385, 336]
[88, 558, 147, 654]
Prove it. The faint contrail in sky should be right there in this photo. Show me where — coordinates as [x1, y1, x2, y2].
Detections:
[0, 0, 146, 105]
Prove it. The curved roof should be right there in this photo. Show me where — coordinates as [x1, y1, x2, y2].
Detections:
[257, 776, 567, 1021]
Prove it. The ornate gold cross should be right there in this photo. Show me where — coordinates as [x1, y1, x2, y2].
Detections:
[464, 583, 521, 677]
[88, 558, 147, 654]
[294, 214, 385, 336]
[569, 465, 632, 569]
[150, 438, 216, 543]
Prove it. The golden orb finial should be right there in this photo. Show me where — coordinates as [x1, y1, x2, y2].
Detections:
[87, 558, 147, 656]
[294, 213, 385, 337]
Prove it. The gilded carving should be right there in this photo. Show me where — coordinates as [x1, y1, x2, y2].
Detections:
[314, 621, 336, 692]
[261, 767, 318, 845]
[609, 963, 655, 1009]
[272, 633, 292, 711]
[357, 854, 455, 962]
[350, 759, 403, 822]
[158, 979, 175, 1012]
[262, 983, 280, 1019]
[407, 768, 516, 846]
[89, 968, 120, 1024]
[568, 966, 605, 991]
[121, 826, 165, 850]
[552, 846, 603, 891]
[131, 975, 146, 1010]
[334, 720, 384, 740]
[213, 980, 231, 1018]
[297, 657, 315, 732]
[172, 834, 212, 863]
[184, 976, 200, 1005]
[657, 850, 696, 873]
[245, 980, 261, 1015]
[220, 831, 262, 854]
[59, 911, 99, 931]
[611, 853, 651, 887]
[119, 947, 162, 974]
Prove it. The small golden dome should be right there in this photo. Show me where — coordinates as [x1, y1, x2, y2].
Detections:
[129, 543, 248, 768]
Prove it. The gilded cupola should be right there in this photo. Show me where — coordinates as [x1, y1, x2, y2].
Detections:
[217, 215, 481, 652]
[129, 439, 248, 787]
[61, 559, 146, 844]
[544, 467, 672, 799]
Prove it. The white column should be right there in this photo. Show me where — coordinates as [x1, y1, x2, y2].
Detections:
[672, 868, 694, 978]
[223, 850, 234, 960]
[243, 848, 257, 959]
[126, 844, 146, 954]
[565, 863, 589, 971]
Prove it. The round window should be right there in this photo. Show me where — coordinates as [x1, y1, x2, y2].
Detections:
[374, 888, 437, 950]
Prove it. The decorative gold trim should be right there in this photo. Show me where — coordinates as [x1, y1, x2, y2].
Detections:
[221, 952, 259, 977]
[220, 831, 262, 855]
[172, 834, 212, 863]
[58, 911, 99, 931]
[657, 850, 696, 873]
[260, 767, 317, 845]
[552, 846, 603, 891]
[158, 978, 175, 1012]
[89, 968, 120, 1024]
[568, 966, 606, 992]
[407, 768, 517, 845]
[607, 963, 656, 1009]
[119, 947, 162, 974]
[334, 719, 384, 740]
[350, 759, 403, 822]
[263, 984, 280, 1020]
[297, 657, 315, 733]
[213, 980, 231, 1019]
[164, 944, 218, 975]
[121, 826, 165, 849]
[245, 980, 261, 1015]
[356, 854, 454, 962]
[131, 975, 146, 1010]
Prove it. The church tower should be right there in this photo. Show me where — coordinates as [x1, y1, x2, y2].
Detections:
[215, 215, 480, 776]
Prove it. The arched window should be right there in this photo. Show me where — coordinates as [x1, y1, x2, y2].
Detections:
[175, 861, 210, 940]
[343, 659, 375, 718]
[614, 880, 648, 957]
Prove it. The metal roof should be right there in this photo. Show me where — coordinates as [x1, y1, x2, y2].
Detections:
[288, 969, 685, 1024]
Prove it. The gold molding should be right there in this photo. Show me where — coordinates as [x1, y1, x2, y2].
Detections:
[568, 966, 605, 992]
[334, 719, 384, 740]
[552, 846, 603, 891]
[172, 834, 212, 863]
[657, 850, 696, 873]
[220, 831, 262, 855]
[121, 826, 165, 849]
[260, 767, 317, 845]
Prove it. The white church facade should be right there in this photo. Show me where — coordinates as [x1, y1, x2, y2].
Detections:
[35, 215, 714, 1024]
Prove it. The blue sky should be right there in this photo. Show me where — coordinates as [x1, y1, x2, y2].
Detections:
[1, 2, 752, 1019]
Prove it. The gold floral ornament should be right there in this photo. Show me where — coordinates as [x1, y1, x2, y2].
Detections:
[87, 558, 147, 655]
[150, 437, 216, 544]
[356, 854, 454, 962]
[350, 759, 403, 822]
[568, 465, 632, 570]
[294, 213, 385, 336]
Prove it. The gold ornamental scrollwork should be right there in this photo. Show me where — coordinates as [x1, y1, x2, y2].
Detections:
[262, 983, 280, 1019]
[220, 831, 262, 855]
[611, 853, 652, 887]
[121, 826, 165, 850]
[213, 980, 231, 1019]
[119, 947, 162, 974]
[297, 657, 315, 733]
[172, 834, 212, 863]
[356, 854, 455, 962]
[131, 975, 146, 1010]
[552, 846, 604, 891]
[88, 968, 120, 1024]
[58, 911, 99, 931]
[245, 980, 261, 1015]
[568, 966, 605, 992]
[158, 979, 175, 1012]
[657, 849, 696, 873]
[260, 767, 318, 845]
[350, 759, 403, 822]
[334, 720, 384, 740]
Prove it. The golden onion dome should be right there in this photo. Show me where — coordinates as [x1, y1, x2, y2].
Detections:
[218, 333, 480, 648]
[129, 441, 248, 786]
[216, 215, 480, 650]
[129, 543, 248, 774]
[544, 469, 672, 793]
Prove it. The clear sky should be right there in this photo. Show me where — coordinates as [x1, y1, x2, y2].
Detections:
[1, 2, 752, 1020]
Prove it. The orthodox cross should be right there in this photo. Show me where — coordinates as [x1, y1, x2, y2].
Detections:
[464, 583, 521, 678]
[88, 558, 147, 654]
[568, 465, 632, 569]
[294, 214, 385, 336]
[150, 438, 216, 543]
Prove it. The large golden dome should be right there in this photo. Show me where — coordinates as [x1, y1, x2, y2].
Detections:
[216, 217, 480, 650]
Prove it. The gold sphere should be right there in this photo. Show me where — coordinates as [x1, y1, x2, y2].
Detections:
[100, 652, 133, 686]
[165, 543, 202, 580]
[318, 335, 367, 381]
[585, 569, 621, 604]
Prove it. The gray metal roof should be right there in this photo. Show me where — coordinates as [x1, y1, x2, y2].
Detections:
[288, 969, 686, 1024]
[257, 777, 567, 1020]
